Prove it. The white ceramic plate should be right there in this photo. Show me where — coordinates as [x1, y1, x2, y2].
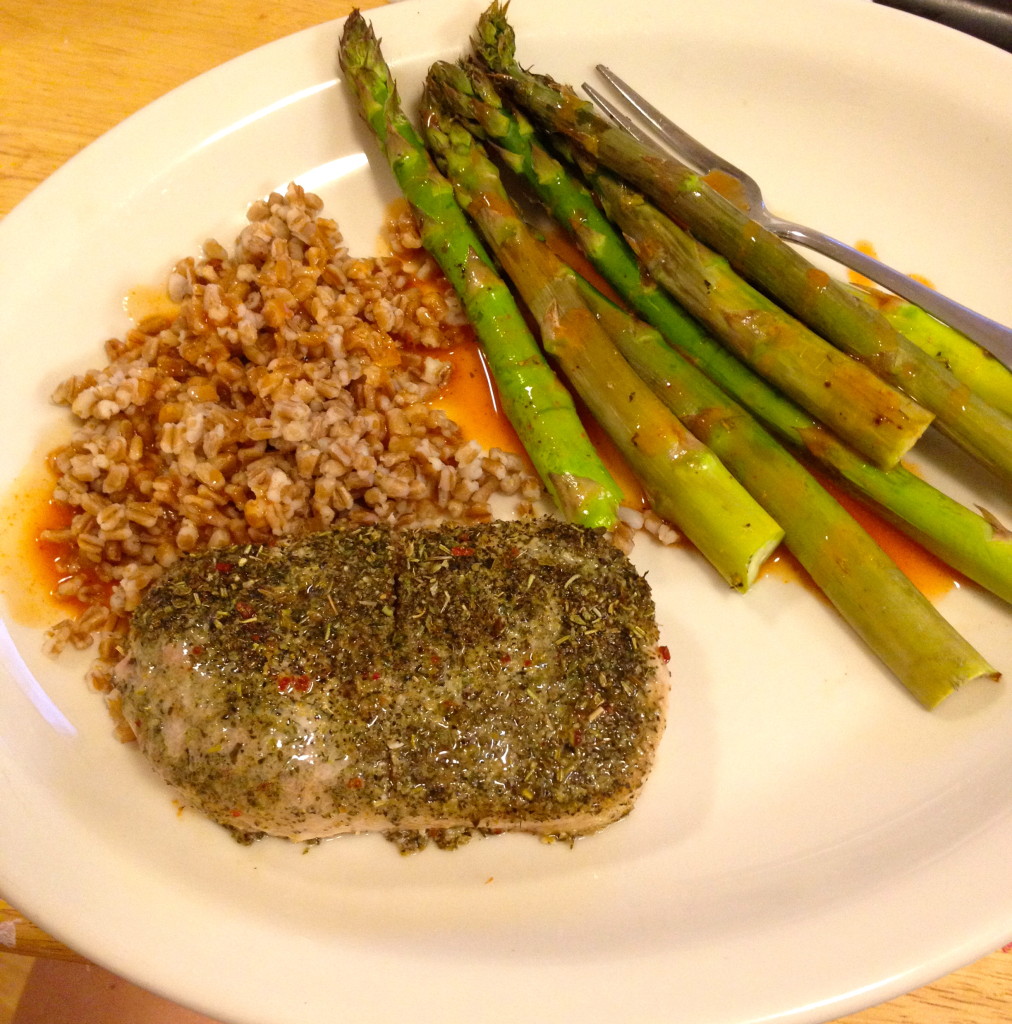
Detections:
[1, 1, 1010, 1022]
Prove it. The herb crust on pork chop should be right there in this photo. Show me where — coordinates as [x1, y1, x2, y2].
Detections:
[116, 519, 668, 848]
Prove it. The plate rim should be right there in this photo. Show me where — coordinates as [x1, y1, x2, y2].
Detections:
[1, 2, 1011, 1023]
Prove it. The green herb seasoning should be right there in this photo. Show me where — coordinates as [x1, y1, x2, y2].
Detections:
[118, 519, 667, 850]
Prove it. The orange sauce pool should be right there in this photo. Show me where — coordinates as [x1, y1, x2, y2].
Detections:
[0, 458, 84, 627]
[431, 339, 646, 510]
[825, 477, 959, 599]
[850, 239, 936, 291]
[0, 282, 177, 630]
[430, 341, 525, 457]
[760, 467, 959, 601]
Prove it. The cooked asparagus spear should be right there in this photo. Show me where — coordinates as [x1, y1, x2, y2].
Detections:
[425, 58, 661, 314]
[474, 1, 1012, 483]
[585, 157, 1012, 590]
[849, 284, 1012, 418]
[580, 175, 933, 470]
[420, 89, 784, 591]
[579, 288, 1000, 706]
[428, 58, 932, 471]
[338, 11, 622, 528]
[427, 56, 1012, 607]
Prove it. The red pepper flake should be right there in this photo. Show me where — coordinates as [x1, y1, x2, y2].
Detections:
[346, 776, 364, 789]
[500, 653, 512, 665]
[230, 809, 242, 818]
[451, 545, 475, 557]
[191, 644, 204, 657]
[572, 728, 583, 746]
[658, 645, 671, 663]
[235, 600, 255, 619]
[277, 674, 312, 694]
[215, 561, 233, 573]
[523, 658, 533, 668]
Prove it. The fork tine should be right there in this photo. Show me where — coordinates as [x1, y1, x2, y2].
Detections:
[581, 83, 664, 152]
[595, 65, 749, 183]
[589, 71, 1011, 358]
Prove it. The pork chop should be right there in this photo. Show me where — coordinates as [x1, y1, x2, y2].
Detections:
[115, 519, 668, 847]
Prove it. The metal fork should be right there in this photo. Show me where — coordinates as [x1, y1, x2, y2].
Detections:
[585, 66, 1012, 366]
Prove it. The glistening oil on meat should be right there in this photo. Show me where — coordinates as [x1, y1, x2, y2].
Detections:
[115, 519, 668, 851]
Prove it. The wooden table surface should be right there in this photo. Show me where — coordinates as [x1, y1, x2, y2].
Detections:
[1, 0, 1009, 1020]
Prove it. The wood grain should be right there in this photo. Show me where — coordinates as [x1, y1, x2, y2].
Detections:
[0, 0, 1009, 1021]
[0, 0, 384, 218]
[0, 952, 33, 1024]
[0, 901, 85, 963]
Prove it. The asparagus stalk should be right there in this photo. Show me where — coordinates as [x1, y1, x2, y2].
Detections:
[427, 65, 1000, 705]
[430, 59, 932, 472]
[586, 178, 933, 470]
[578, 168, 1012, 605]
[474, 1, 1012, 483]
[594, 203, 1012, 605]
[419, 89, 784, 591]
[426, 58, 659, 311]
[338, 11, 622, 528]
[427, 58, 1012, 607]
[579, 287, 1000, 706]
[849, 284, 1012, 418]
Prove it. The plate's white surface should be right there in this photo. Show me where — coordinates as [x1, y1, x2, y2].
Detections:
[1, 1, 1010, 1022]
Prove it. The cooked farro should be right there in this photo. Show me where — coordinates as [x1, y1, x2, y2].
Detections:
[42, 184, 543, 702]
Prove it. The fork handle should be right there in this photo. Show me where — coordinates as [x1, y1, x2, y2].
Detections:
[873, 0, 1012, 54]
[770, 218, 1012, 365]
